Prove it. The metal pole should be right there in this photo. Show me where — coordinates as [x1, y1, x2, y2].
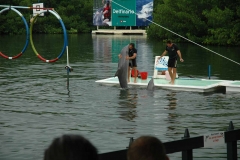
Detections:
[208, 65, 211, 79]
[67, 68, 69, 91]
[227, 121, 237, 160]
[182, 128, 193, 160]
[127, 137, 134, 148]
[65, 46, 71, 93]
[0, 5, 53, 10]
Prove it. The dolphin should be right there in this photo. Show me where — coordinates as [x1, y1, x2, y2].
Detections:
[147, 77, 155, 91]
[115, 45, 129, 89]
[93, 8, 103, 26]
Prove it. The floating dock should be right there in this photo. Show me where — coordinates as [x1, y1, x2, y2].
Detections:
[96, 56, 240, 93]
[220, 81, 240, 92]
[92, 29, 147, 35]
[95, 77, 240, 93]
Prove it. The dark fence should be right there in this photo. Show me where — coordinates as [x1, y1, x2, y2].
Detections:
[99, 121, 240, 160]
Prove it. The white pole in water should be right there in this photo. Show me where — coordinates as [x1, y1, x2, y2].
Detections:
[66, 46, 70, 92]
[66, 46, 69, 66]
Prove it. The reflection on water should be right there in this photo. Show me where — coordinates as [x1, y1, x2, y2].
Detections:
[166, 92, 177, 110]
[164, 92, 178, 133]
[118, 89, 138, 121]
[92, 35, 154, 73]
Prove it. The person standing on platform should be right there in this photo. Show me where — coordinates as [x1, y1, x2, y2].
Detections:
[118, 43, 138, 83]
[127, 43, 138, 83]
[157, 40, 184, 84]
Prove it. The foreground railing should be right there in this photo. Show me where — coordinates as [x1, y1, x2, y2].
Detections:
[99, 121, 240, 160]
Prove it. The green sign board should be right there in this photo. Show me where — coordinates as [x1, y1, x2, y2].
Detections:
[111, 0, 136, 26]
[93, 0, 153, 26]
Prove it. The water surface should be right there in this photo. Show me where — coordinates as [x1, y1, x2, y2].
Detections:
[0, 34, 240, 160]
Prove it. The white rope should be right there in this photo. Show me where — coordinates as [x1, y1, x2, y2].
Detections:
[111, 0, 240, 66]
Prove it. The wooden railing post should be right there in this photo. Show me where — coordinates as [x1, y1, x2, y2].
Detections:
[182, 128, 193, 160]
[127, 137, 134, 148]
[227, 121, 237, 160]
[99, 123, 240, 160]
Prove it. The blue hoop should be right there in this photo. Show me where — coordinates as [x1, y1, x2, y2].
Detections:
[0, 7, 29, 59]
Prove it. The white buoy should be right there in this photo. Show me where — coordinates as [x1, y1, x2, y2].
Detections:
[165, 71, 171, 80]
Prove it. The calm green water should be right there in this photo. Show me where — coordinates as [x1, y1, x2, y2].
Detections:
[0, 34, 240, 160]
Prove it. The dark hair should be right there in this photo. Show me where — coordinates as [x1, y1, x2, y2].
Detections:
[166, 40, 172, 44]
[127, 136, 167, 160]
[44, 134, 98, 160]
[129, 43, 135, 48]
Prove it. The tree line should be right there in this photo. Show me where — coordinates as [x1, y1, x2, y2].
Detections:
[0, 0, 239, 45]
[0, 0, 94, 34]
[148, 0, 240, 45]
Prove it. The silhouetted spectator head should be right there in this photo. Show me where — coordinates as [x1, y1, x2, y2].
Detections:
[44, 134, 98, 160]
[127, 136, 169, 160]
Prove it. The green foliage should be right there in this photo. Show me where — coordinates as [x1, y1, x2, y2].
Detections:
[0, 0, 94, 35]
[148, 0, 208, 43]
[202, 7, 239, 45]
[147, 0, 240, 45]
[0, 0, 239, 45]
[0, 10, 26, 35]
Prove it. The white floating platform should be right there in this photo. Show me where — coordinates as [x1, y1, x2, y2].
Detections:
[92, 29, 147, 35]
[96, 77, 240, 93]
[220, 81, 240, 92]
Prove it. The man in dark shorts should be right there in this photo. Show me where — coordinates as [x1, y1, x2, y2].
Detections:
[127, 43, 137, 83]
[157, 40, 184, 84]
